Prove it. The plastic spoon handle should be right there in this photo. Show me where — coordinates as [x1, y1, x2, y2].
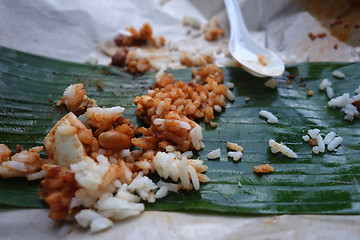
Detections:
[224, 0, 284, 77]
[224, 0, 250, 41]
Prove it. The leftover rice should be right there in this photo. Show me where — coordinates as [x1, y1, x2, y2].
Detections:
[17, 63, 232, 232]
[254, 164, 274, 174]
[269, 139, 298, 158]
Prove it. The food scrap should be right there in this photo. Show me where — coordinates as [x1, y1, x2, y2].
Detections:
[254, 164, 274, 174]
[0, 63, 239, 233]
[332, 70, 345, 79]
[203, 16, 225, 41]
[302, 129, 343, 153]
[257, 54, 268, 66]
[259, 110, 278, 124]
[269, 139, 298, 158]
[0, 144, 46, 180]
[111, 23, 165, 74]
[264, 78, 278, 89]
[114, 23, 165, 48]
[308, 32, 327, 41]
[207, 148, 221, 159]
[227, 142, 243, 161]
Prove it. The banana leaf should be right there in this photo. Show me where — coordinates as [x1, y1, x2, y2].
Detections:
[0, 46, 359, 214]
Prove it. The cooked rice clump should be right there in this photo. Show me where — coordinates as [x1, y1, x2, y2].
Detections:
[38, 65, 227, 232]
[114, 23, 165, 48]
[134, 64, 228, 151]
[38, 102, 209, 232]
[111, 23, 165, 73]
[227, 141, 243, 161]
[57, 83, 98, 115]
[328, 92, 360, 121]
[2, 64, 230, 233]
[0, 144, 48, 180]
[302, 129, 343, 153]
[203, 16, 225, 41]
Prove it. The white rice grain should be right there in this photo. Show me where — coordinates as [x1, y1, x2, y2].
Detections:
[96, 197, 144, 220]
[227, 89, 235, 101]
[87, 106, 125, 115]
[154, 118, 191, 130]
[115, 185, 141, 203]
[312, 146, 320, 154]
[75, 209, 104, 228]
[182, 15, 201, 29]
[189, 124, 205, 150]
[26, 169, 47, 181]
[179, 156, 191, 190]
[157, 180, 179, 192]
[207, 148, 221, 159]
[319, 79, 332, 90]
[228, 151, 242, 161]
[344, 114, 354, 121]
[165, 145, 176, 152]
[327, 137, 343, 151]
[2, 161, 27, 172]
[224, 82, 234, 89]
[317, 134, 325, 153]
[128, 172, 158, 203]
[90, 217, 114, 233]
[355, 86, 360, 95]
[119, 149, 131, 158]
[259, 110, 278, 124]
[302, 135, 310, 141]
[155, 186, 168, 199]
[324, 131, 336, 145]
[214, 105, 222, 113]
[328, 93, 351, 108]
[308, 129, 320, 138]
[352, 94, 360, 102]
[264, 78, 278, 89]
[181, 151, 193, 159]
[332, 70, 345, 79]
[326, 87, 334, 99]
[344, 103, 359, 121]
[188, 165, 199, 190]
[269, 139, 298, 158]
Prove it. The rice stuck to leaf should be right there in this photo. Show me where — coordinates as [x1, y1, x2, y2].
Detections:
[269, 139, 298, 158]
[207, 148, 221, 159]
[259, 110, 278, 124]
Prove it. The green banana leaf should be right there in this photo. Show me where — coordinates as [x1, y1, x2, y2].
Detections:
[0, 46, 359, 214]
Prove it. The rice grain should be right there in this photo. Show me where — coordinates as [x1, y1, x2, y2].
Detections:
[207, 148, 221, 159]
[327, 137, 343, 151]
[259, 110, 278, 124]
[332, 70, 345, 79]
[269, 139, 298, 158]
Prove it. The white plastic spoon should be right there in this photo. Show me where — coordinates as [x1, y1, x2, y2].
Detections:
[224, 0, 284, 77]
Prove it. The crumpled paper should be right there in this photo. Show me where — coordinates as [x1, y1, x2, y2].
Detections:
[1, 0, 358, 66]
[1, 209, 360, 240]
[0, 0, 360, 239]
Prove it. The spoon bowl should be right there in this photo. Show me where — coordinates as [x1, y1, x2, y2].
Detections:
[224, 0, 284, 77]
